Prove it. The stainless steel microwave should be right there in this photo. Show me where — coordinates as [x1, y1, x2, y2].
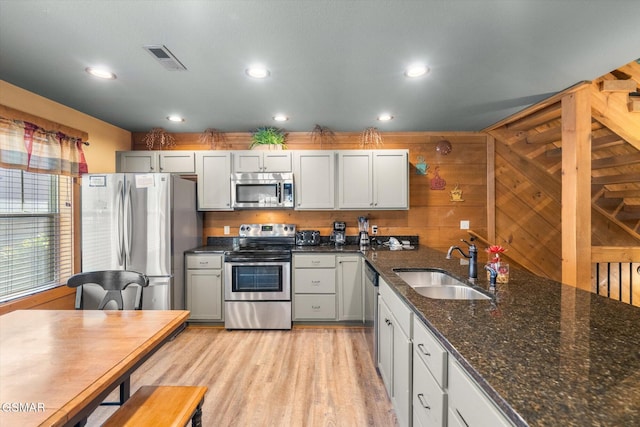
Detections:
[231, 172, 294, 209]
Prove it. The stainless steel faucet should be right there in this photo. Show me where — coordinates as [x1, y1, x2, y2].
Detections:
[446, 237, 478, 279]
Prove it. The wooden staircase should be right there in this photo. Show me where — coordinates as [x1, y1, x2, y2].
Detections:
[485, 59, 640, 283]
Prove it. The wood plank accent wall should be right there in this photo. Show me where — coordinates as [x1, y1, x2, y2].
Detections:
[133, 131, 488, 251]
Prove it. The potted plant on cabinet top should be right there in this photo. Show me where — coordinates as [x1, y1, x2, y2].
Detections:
[250, 126, 287, 150]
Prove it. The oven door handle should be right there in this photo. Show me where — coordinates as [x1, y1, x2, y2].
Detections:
[225, 256, 291, 263]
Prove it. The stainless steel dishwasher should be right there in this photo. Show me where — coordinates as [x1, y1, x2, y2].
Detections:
[364, 260, 379, 371]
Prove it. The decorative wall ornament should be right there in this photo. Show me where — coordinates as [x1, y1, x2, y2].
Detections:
[142, 128, 176, 150]
[430, 166, 446, 190]
[199, 128, 226, 149]
[435, 139, 452, 155]
[310, 124, 336, 147]
[416, 155, 429, 175]
[449, 183, 464, 201]
[360, 127, 383, 148]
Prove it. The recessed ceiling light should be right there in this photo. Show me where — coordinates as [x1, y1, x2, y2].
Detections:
[378, 113, 394, 122]
[246, 66, 270, 79]
[405, 64, 429, 78]
[273, 114, 289, 122]
[85, 67, 116, 80]
[166, 115, 185, 123]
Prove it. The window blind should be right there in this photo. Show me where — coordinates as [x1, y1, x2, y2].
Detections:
[0, 167, 73, 302]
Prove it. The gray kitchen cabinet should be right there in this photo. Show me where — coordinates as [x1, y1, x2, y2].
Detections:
[413, 317, 448, 427]
[293, 254, 337, 321]
[373, 150, 409, 209]
[185, 254, 223, 322]
[292, 150, 335, 210]
[195, 151, 232, 211]
[116, 150, 195, 173]
[337, 151, 373, 209]
[232, 150, 292, 172]
[336, 255, 363, 321]
[337, 150, 409, 210]
[378, 277, 412, 427]
[447, 358, 514, 427]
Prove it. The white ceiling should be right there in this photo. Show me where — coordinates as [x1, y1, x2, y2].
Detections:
[1, 0, 639, 133]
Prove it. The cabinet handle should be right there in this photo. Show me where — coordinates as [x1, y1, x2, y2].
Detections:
[417, 343, 431, 357]
[385, 318, 391, 326]
[312, 305, 321, 310]
[311, 280, 321, 285]
[215, 273, 221, 277]
[417, 393, 430, 410]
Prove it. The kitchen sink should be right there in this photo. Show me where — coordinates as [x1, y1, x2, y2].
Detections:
[411, 285, 490, 300]
[393, 269, 465, 287]
[393, 268, 490, 300]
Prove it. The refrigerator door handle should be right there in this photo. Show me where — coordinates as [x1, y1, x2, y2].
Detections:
[123, 180, 133, 266]
[116, 180, 125, 266]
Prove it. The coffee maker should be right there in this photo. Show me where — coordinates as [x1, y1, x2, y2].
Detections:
[358, 216, 370, 248]
[330, 221, 346, 246]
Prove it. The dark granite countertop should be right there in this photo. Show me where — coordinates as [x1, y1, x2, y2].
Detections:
[364, 246, 640, 427]
[186, 242, 640, 425]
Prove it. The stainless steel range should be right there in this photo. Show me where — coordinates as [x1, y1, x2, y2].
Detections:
[224, 223, 295, 330]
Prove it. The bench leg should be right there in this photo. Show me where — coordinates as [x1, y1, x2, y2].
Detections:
[192, 402, 203, 427]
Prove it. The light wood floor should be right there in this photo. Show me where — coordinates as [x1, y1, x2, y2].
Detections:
[88, 325, 398, 426]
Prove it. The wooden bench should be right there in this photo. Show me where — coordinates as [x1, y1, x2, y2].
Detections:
[102, 385, 208, 427]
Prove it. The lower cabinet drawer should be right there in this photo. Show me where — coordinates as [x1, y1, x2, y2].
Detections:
[413, 350, 446, 427]
[448, 359, 513, 427]
[294, 294, 336, 320]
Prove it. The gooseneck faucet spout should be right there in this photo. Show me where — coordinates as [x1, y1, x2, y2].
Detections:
[446, 237, 478, 279]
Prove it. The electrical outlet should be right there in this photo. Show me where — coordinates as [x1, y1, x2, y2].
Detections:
[224, 225, 230, 235]
[460, 220, 470, 230]
[371, 225, 378, 235]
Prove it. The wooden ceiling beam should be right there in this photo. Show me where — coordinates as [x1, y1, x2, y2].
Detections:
[506, 102, 562, 131]
[592, 173, 640, 185]
[603, 189, 640, 199]
[592, 133, 624, 149]
[592, 152, 640, 169]
[525, 126, 562, 144]
[599, 79, 637, 93]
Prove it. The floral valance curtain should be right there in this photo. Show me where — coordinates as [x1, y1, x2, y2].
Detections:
[0, 117, 88, 177]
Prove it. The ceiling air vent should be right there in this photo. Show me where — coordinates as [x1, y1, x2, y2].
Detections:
[143, 45, 187, 71]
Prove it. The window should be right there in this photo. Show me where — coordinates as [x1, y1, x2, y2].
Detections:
[0, 167, 73, 302]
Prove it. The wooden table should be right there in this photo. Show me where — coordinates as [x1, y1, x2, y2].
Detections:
[0, 309, 189, 427]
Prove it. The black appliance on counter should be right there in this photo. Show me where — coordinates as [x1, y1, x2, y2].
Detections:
[330, 221, 346, 245]
[295, 230, 321, 246]
[224, 223, 295, 330]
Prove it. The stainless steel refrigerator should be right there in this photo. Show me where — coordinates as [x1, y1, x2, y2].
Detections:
[80, 173, 200, 310]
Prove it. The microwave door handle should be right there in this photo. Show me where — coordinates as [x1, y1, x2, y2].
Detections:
[277, 182, 282, 204]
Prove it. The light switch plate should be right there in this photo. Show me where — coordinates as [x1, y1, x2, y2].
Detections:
[460, 220, 470, 230]
[224, 225, 230, 235]
[371, 225, 378, 235]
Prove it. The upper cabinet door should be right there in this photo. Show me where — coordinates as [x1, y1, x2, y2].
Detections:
[293, 151, 335, 210]
[116, 151, 157, 173]
[116, 151, 195, 173]
[263, 152, 292, 172]
[337, 151, 374, 209]
[158, 152, 195, 173]
[195, 151, 232, 211]
[233, 151, 292, 172]
[373, 150, 408, 209]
